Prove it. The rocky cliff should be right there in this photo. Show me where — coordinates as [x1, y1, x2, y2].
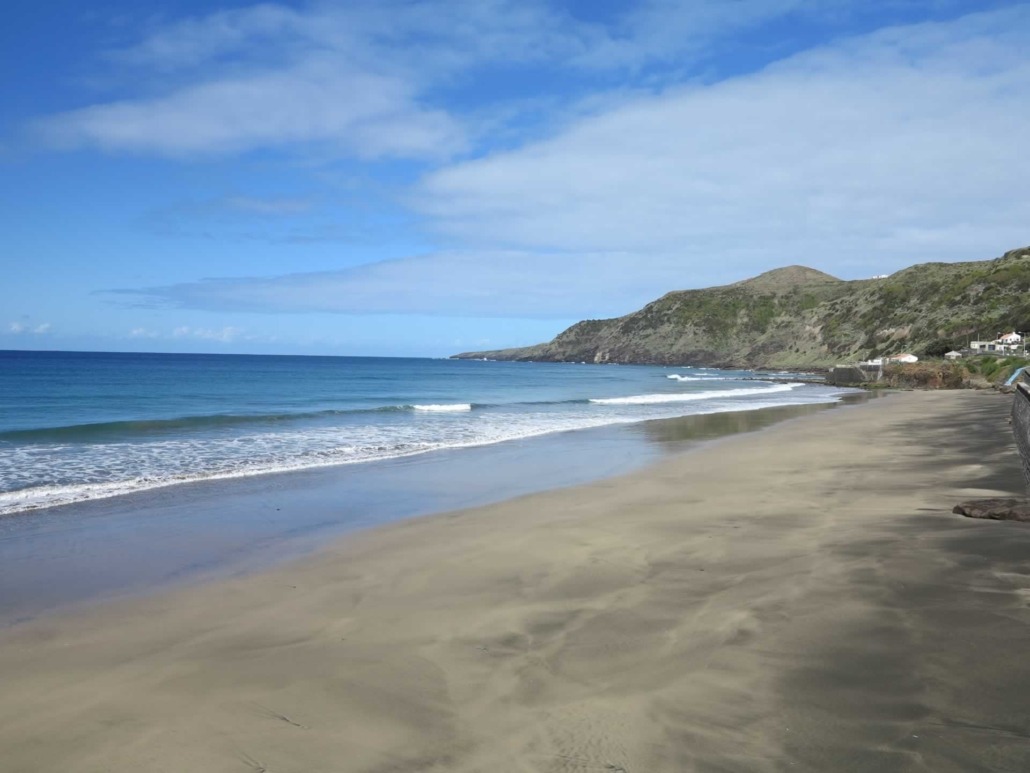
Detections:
[453, 247, 1030, 369]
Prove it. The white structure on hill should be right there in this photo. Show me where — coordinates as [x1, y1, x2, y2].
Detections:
[970, 331, 1024, 353]
[859, 353, 919, 367]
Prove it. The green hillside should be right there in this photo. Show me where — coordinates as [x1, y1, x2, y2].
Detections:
[454, 247, 1030, 369]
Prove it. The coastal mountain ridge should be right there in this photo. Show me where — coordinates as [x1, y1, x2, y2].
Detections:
[453, 246, 1030, 368]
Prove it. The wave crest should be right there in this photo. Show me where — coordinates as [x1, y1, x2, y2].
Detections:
[590, 383, 801, 405]
[666, 373, 739, 382]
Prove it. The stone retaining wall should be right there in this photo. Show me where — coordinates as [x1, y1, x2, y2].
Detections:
[1011, 382, 1030, 490]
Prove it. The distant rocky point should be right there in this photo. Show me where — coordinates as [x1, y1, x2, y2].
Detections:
[453, 247, 1030, 370]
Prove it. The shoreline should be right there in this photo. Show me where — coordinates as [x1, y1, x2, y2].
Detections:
[2, 390, 1029, 770]
[1, 379, 842, 519]
[0, 394, 862, 628]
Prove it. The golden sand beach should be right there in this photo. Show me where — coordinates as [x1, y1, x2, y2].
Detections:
[2, 390, 1029, 772]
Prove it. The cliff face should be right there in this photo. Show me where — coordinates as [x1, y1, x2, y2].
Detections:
[454, 247, 1030, 369]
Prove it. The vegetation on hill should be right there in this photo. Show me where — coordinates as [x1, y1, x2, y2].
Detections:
[454, 247, 1030, 369]
[872, 355, 1030, 390]
[878, 362, 971, 390]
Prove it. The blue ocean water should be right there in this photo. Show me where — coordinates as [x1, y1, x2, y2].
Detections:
[0, 350, 846, 516]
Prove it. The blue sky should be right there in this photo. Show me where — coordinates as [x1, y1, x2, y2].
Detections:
[2, 0, 1028, 356]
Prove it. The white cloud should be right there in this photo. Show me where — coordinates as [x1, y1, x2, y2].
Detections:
[33, 0, 584, 159]
[171, 325, 243, 342]
[58, 4, 1030, 323]
[8, 321, 52, 334]
[33, 1, 936, 159]
[112, 0, 581, 74]
[109, 250, 699, 318]
[38, 57, 464, 158]
[129, 325, 265, 343]
[110, 3, 303, 71]
[416, 7, 1030, 275]
[110, 0, 926, 77]
[571, 0, 809, 68]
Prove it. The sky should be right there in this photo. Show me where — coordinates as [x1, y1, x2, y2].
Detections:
[2, 0, 1028, 357]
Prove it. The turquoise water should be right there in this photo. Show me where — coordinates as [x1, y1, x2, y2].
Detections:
[0, 350, 844, 515]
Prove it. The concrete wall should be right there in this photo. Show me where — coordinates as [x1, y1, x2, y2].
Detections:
[1010, 382, 1030, 491]
[827, 365, 878, 386]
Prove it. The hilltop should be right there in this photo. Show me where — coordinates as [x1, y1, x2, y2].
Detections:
[453, 247, 1030, 369]
[731, 265, 842, 293]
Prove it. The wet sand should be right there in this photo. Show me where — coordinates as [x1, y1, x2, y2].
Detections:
[0, 399, 851, 627]
[2, 390, 1029, 772]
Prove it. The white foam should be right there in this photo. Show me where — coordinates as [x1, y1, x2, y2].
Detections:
[411, 403, 472, 412]
[666, 374, 734, 382]
[1, 382, 845, 517]
[590, 383, 801, 405]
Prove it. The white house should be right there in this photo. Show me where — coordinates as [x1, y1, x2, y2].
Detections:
[970, 332, 1024, 353]
[860, 353, 920, 367]
[887, 353, 919, 364]
[944, 350, 963, 360]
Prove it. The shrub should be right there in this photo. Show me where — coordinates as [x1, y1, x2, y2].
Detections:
[882, 362, 967, 389]
[922, 340, 960, 358]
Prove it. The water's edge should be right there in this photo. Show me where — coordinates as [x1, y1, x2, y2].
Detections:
[0, 392, 874, 628]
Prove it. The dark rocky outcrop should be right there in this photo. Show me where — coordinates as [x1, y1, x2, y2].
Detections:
[953, 499, 1030, 522]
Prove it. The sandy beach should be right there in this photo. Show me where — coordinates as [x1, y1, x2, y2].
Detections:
[2, 390, 1029, 772]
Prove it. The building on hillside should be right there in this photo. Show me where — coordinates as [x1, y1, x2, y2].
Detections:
[944, 350, 963, 360]
[970, 331, 1024, 353]
[887, 353, 919, 364]
[858, 353, 919, 367]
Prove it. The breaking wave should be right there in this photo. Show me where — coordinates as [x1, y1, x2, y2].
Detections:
[590, 383, 801, 405]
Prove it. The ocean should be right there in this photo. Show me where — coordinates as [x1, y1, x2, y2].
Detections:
[0, 350, 848, 517]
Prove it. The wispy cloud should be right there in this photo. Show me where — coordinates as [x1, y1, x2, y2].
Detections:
[33, 0, 583, 159]
[88, 6, 1030, 322]
[8, 321, 52, 334]
[37, 57, 465, 158]
[171, 325, 244, 343]
[416, 7, 1030, 274]
[108, 3, 304, 71]
[106, 250, 700, 319]
[567, 0, 991, 69]
[129, 325, 264, 344]
[24, 2, 1030, 337]
[31, 1, 946, 159]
